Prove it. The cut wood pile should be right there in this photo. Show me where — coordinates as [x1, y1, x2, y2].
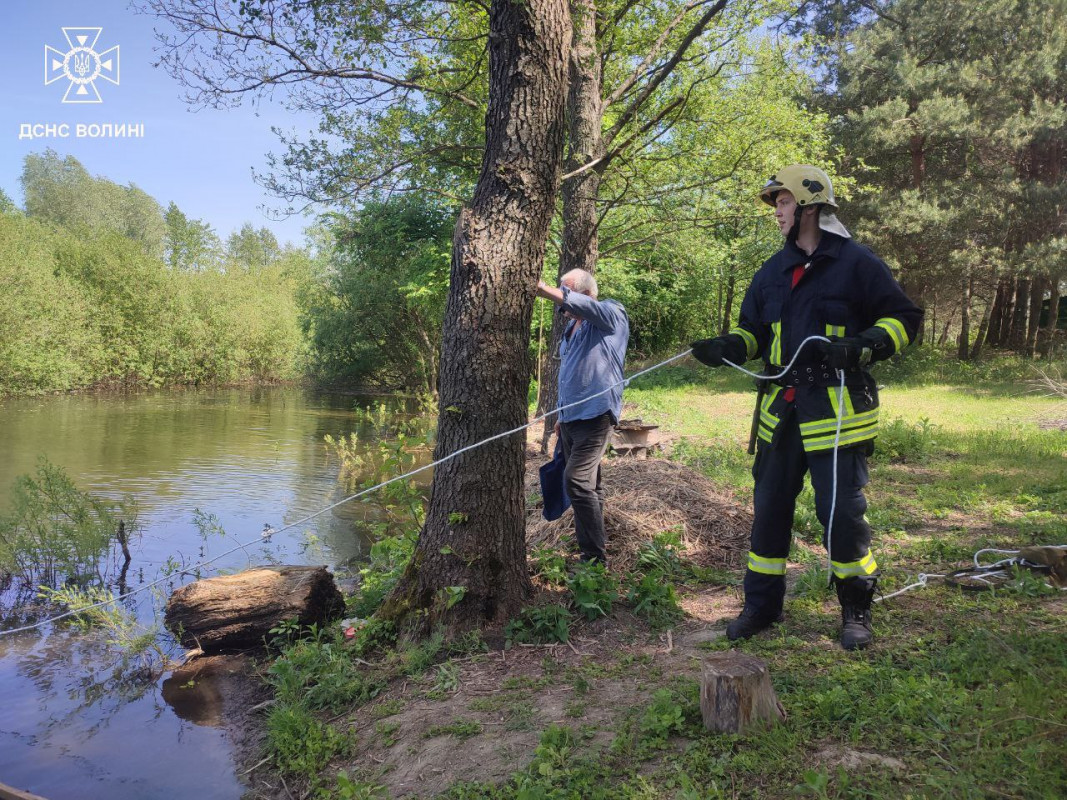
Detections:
[525, 456, 751, 573]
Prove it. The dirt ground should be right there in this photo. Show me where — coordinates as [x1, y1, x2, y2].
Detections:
[238, 592, 747, 800]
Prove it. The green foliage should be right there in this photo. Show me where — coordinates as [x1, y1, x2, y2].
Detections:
[267, 629, 383, 713]
[399, 629, 445, 676]
[426, 718, 482, 739]
[635, 530, 686, 581]
[0, 167, 309, 395]
[347, 531, 418, 619]
[0, 458, 134, 586]
[21, 149, 166, 256]
[530, 546, 568, 586]
[873, 416, 940, 464]
[565, 561, 618, 621]
[626, 572, 683, 627]
[350, 617, 398, 656]
[638, 689, 686, 749]
[37, 584, 171, 673]
[331, 772, 387, 799]
[505, 605, 573, 647]
[304, 197, 452, 394]
[265, 702, 351, 778]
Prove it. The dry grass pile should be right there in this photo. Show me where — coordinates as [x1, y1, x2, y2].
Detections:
[525, 455, 751, 573]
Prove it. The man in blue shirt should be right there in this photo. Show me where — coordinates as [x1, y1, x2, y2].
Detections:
[536, 270, 630, 565]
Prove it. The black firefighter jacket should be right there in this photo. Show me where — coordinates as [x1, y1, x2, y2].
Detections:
[726, 232, 924, 453]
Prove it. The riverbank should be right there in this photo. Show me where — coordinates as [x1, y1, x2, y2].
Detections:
[235, 374, 1067, 799]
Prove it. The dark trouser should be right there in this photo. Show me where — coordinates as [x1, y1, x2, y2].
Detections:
[743, 409, 876, 614]
[560, 412, 613, 564]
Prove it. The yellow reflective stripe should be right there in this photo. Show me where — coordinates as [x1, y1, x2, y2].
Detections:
[760, 410, 779, 428]
[800, 409, 879, 435]
[803, 422, 879, 451]
[825, 324, 845, 337]
[761, 384, 782, 417]
[757, 426, 774, 443]
[826, 385, 855, 419]
[770, 321, 782, 365]
[831, 551, 878, 578]
[730, 327, 758, 360]
[748, 552, 787, 575]
[875, 317, 909, 352]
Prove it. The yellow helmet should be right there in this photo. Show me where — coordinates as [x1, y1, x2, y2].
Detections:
[759, 164, 850, 238]
[759, 165, 838, 209]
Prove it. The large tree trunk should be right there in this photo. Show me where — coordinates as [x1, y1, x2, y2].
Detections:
[720, 271, 737, 336]
[1009, 277, 1031, 352]
[536, 0, 604, 453]
[381, 0, 570, 631]
[1025, 276, 1046, 357]
[969, 282, 996, 360]
[957, 274, 972, 360]
[1040, 274, 1061, 355]
[987, 277, 1008, 348]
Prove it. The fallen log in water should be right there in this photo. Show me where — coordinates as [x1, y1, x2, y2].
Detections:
[164, 565, 344, 652]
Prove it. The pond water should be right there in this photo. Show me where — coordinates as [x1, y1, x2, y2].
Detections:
[0, 387, 426, 799]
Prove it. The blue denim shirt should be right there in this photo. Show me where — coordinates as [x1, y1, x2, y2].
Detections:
[557, 287, 630, 423]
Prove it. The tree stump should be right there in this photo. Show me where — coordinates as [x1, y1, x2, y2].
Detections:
[700, 652, 785, 734]
[164, 566, 344, 652]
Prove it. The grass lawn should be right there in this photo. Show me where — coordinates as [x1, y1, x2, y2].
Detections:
[251, 361, 1067, 800]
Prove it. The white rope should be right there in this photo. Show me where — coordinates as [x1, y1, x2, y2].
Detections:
[874, 573, 943, 603]
[0, 349, 695, 638]
[724, 335, 843, 583]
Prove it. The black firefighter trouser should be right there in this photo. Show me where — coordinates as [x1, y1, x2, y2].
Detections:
[743, 407, 878, 615]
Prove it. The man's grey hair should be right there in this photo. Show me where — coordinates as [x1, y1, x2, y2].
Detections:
[562, 268, 598, 298]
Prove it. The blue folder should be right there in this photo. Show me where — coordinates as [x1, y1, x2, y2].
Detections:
[539, 440, 571, 521]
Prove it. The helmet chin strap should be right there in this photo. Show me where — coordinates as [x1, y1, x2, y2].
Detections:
[787, 204, 805, 243]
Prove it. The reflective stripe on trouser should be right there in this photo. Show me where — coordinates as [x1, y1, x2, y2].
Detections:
[747, 411, 877, 609]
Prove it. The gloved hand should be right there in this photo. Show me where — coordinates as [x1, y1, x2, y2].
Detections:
[819, 336, 873, 369]
[691, 335, 744, 367]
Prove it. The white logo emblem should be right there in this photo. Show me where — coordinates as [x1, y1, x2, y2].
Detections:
[45, 28, 120, 104]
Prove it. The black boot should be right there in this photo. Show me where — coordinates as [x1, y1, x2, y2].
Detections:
[727, 570, 785, 641]
[835, 576, 876, 651]
[726, 606, 784, 640]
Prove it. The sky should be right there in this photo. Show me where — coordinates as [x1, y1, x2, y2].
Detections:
[0, 0, 323, 246]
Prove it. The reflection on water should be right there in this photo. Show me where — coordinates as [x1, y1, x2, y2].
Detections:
[0, 388, 427, 800]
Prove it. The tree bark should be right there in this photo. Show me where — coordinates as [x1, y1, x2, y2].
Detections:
[987, 277, 1008, 348]
[536, 0, 604, 453]
[1025, 276, 1046, 357]
[1009, 277, 1031, 352]
[1040, 274, 1061, 355]
[969, 284, 996, 360]
[720, 271, 737, 336]
[164, 566, 344, 652]
[957, 274, 972, 360]
[700, 652, 785, 734]
[382, 0, 570, 631]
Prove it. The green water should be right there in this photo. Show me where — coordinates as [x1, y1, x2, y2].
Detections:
[0, 387, 424, 799]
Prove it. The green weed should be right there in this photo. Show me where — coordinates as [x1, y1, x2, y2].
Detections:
[426, 718, 482, 739]
[566, 560, 618, 620]
[530, 545, 569, 585]
[265, 703, 351, 778]
[626, 572, 682, 627]
[505, 604, 573, 646]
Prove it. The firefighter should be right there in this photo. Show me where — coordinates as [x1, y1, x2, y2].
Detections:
[691, 165, 923, 650]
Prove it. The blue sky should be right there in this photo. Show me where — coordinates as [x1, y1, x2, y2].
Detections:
[1, 0, 322, 246]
